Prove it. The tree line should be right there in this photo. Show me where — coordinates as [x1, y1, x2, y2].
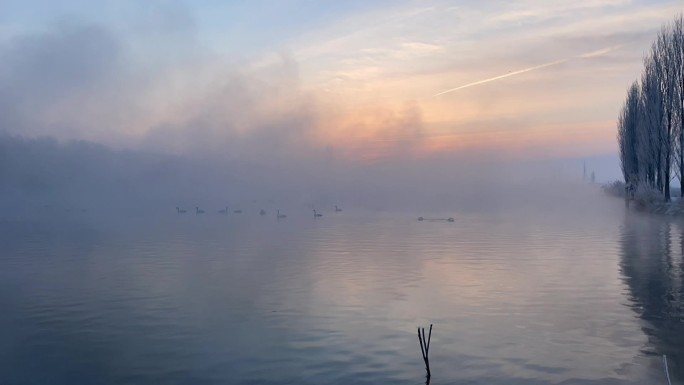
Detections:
[617, 14, 683, 201]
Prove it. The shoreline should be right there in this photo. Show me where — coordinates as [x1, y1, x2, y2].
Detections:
[603, 181, 684, 216]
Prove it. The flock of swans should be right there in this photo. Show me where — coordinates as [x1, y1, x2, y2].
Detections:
[175, 205, 343, 219]
[48, 204, 452, 223]
[175, 205, 455, 223]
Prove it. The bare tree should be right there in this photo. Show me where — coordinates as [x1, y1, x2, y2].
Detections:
[671, 15, 684, 195]
[654, 26, 677, 201]
[618, 82, 641, 184]
[640, 55, 666, 191]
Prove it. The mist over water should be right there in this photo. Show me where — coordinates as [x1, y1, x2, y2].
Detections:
[0, 132, 620, 218]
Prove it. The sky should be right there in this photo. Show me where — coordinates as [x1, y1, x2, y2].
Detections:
[0, 0, 682, 180]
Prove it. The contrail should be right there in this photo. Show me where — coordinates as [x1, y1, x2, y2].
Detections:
[434, 59, 568, 96]
[577, 44, 623, 59]
[434, 44, 623, 97]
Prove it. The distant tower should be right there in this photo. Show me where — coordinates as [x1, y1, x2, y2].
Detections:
[590, 171, 595, 183]
[583, 161, 587, 181]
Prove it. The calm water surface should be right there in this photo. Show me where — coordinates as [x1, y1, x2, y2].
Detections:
[1, 191, 682, 384]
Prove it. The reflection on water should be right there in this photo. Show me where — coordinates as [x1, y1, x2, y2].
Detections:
[620, 213, 684, 382]
[0, 193, 682, 384]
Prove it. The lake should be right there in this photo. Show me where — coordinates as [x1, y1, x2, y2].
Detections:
[0, 188, 682, 385]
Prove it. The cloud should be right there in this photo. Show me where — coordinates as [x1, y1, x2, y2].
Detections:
[0, 0, 677, 175]
[0, 13, 433, 170]
[0, 21, 123, 135]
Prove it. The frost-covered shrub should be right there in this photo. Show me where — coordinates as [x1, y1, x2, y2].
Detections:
[633, 185, 662, 211]
[602, 180, 626, 198]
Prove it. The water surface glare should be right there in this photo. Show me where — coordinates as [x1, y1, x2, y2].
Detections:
[1, 193, 682, 384]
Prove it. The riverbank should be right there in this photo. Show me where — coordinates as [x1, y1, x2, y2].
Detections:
[603, 180, 684, 216]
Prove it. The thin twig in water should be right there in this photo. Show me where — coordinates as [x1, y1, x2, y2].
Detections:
[664, 355, 672, 385]
[417, 324, 433, 378]
[417, 330, 424, 362]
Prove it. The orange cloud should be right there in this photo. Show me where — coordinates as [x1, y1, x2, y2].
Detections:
[312, 102, 426, 162]
[416, 121, 617, 159]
